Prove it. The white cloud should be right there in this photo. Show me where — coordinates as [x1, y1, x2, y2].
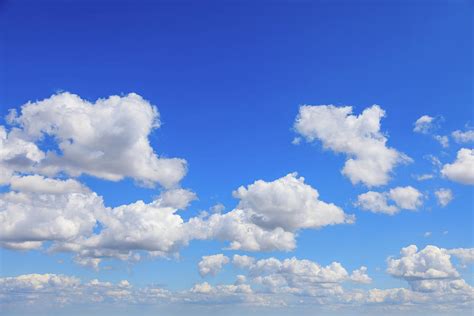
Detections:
[0, 126, 44, 185]
[447, 248, 474, 265]
[188, 173, 353, 251]
[413, 115, 435, 134]
[9, 174, 88, 194]
[414, 173, 434, 181]
[5, 92, 187, 188]
[388, 186, 423, 210]
[232, 172, 352, 231]
[198, 254, 230, 276]
[452, 130, 474, 143]
[387, 245, 459, 282]
[434, 135, 449, 148]
[434, 188, 453, 207]
[0, 176, 103, 250]
[356, 186, 423, 215]
[294, 105, 410, 187]
[350, 266, 372, 284]
[230, 255, 370, 296]
[441, 148, 474, 185]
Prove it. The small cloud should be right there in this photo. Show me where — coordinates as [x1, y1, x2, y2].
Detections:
[424, 232, 432, 238]
[434, 135, 449, 148]
[414, 115, 435, 134]
[414, 174, 434, 181]
[452, 129, 474, 143]
[291, 137, 302, 145]
[435, 188, 453, 207]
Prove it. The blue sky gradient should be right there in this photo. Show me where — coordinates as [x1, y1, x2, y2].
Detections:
[0, 1, 473, 315]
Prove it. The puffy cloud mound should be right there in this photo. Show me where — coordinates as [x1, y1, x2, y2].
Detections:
[387, 245, 459, 282]
[447, 248, 474, 265]
[452, 130, 474, 143]
[0, 176, 103, 250]
[5, 92, 187, 188]
[188, 173, 353, 251]
[441, 148, 474, 185]
[0, 126, 44, 185]
[434, 188, 453, 207]
[294, 105, 410, 186]
[356, 186, 423, 215]
[198, 254, 230, 276]
[232, 172, 352, 231]
[230, 255, 371, 296]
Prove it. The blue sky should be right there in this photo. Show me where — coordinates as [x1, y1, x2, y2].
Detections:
[0, 1, 473, 315]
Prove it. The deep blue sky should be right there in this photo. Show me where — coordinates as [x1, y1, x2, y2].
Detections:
[0, 0, 472, 308]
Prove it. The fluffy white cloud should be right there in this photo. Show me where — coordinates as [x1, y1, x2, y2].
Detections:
[356, 186, 423, 215]
[413, 115, 435, 134]
[350, 266, 372, 284]
[80, 188, 196, 254]
[387, 245, 459, 281]
[441, 148, 474, 185]
[388, 186, 423, 210]
[232, 172, 352, 231]
[0, 126, 44, 185]
[188, 173, 353, 251]
[294, 105, 410, 186]
[5, 92, 187, 188]
[434, 188, 453, 207]
[230, 255, 370, 297]
[452, 130, 474, 143]
[447, 248, 474, 265]
[198, 254, 230, 276]
[0, 176, 102, 250]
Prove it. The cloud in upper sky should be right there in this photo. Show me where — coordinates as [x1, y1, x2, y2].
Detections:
[294, 105, 410, 187]
[413, 115, 436, 134]
[3, 92, 187, 188]
[355, 186, 423, 215]
[441, 148, 474, 185]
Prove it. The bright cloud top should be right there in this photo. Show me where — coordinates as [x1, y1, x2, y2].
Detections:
[3, 92, 187, 188]
[294, 105, 410, 187]
[356, 186, 423, 215]
[441, 148, 474, 185]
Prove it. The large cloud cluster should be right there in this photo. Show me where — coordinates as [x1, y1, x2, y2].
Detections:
[3, 92, 187, 188]
[188, 173, 354, 251]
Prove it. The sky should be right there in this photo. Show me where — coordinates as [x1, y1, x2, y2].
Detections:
[0, 0, 473, 315]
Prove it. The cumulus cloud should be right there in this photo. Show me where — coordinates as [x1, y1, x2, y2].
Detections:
[4, 92, 187, 188]
[441, 148, 474, 185]
[188, 173, 353, 251]
[446, 248, 474, 266]
[434, 188, 453, 207]
[230, 255, 371, 297]
[1, 173, 350, 263]
[0, 126, 44, 185]
[413, 115, 435, 134]
[387, 245, 474, 302]
[452, 130, 474, 143]
[387, 245, 459, 282]
[198, 254, 230, 276]
[294, 105, 410, 186]
[356, 186, 423, 215]
[0, 176, 103, 250]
